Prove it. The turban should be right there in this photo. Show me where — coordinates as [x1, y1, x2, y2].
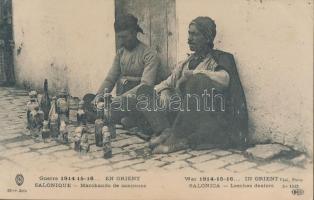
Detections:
[114, 14, 144, 34]
[190, 16, 216, 47]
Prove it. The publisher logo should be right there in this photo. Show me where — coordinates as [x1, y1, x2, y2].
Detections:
[291, 189, 304, 196]
[15, 174, 24, 186]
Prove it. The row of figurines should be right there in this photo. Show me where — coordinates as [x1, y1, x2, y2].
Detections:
[26, 88, 116, 159]
[76, 96, 116, 159]
[26, 88, 69, 138]
[73, 124, 115, 159]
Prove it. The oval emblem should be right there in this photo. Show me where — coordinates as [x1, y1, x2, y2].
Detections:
[291, 189, 304, 196]
[15, 174, 24, 186]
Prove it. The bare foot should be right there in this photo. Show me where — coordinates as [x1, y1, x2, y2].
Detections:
[149, 128, 172, 149]
[152, 139, 189, 154]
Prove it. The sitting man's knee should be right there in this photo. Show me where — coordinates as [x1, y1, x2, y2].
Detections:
[185, 74, 212, 91]
[185, 74, 224, 92]
[136, 84, 155, 96]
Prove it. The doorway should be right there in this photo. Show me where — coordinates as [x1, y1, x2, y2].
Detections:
[0, 0, 15, 85]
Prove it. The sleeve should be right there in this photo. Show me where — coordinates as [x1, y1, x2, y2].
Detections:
[154, 62, 184, 93]
[214, 53, 235, 76]
[191, 55, 230, 88]
[97, 49, 122, 94]
[140, 48, 160, 86]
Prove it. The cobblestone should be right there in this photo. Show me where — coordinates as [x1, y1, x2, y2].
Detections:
[37, 145, 70, 154]
[0, 133, 22, 141]
[161, 153, 192, 162]
[13, 151, 40, 160]
[111, 158, 145, 169]
[89, 150, 105, 159]
[107, 153, 135, 163]
[72, 158, 111, 169]
[82, 164, 113, 172]
[225, 161, 257, 172]
[131, 159, 167, 171]
[210, 150, 233, 157]
[88, 144, 103, 153]
[162, 160, 190, 170]
[0, 86, 310, 173]
[188, 149, 213, 156]
[1, 147, 30, 157]
[257, 162, 290, 173]
[111, 137, 145, 148]
[28, 141, 59, 150]
[53, 149, 78, 158]
[246, 144, 291, 161]
[193, 160, 227, 172]
[5, 139, 36, 148]
[187, 153, 216, 163]
[123, 143, 148, 151]
[218, 154, 247, 165]
[112, 147, 124, 155]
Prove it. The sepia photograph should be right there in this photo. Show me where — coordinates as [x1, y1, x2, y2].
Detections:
[0, 0, 312, 199]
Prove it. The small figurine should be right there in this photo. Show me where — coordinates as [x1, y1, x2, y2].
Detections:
[104, 92, 116, 139]
[59, 120, 68, 144]
[56, 89, 69, 123]
[102, 126, 112, 159]
[26, 91, 39, 129]
[76, 100, 87, 125]
[80, 133, 90, 154]
[29, 103, 45, 137]
[95, 101, 104, 147]
[74, 126, 84, 151]
[40, 79, 51, 120]
[108, 124, 116, 139]
[36, 106, 45, 128]
[29, 109, 39, 137]
[49, 96, 60, 138]
[41, 120, 50, 142]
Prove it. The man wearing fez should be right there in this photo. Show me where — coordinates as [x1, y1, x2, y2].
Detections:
[86, 14, 162, 135]
[147, 16, 248, 153]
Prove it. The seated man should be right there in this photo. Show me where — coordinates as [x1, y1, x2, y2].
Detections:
[147, 16, 248, 153]
[87, 14, 161, 135]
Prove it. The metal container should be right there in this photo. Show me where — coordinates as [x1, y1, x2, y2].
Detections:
[95, 101, 105, 147]
[80, 133, 90, 153]
[56, 89, 69, 123]
[49, 96, 59, 138]
[103, 92, 116, 139]
[26, 91, 39, 129]
[29, 109, 39, 137]
[74, 126, 84, 151]
[37, 108, 44, 128]
[108, 124, 116, 139]
[41, 120, 50, 142]
[76, 100, 86, 125]
[50, 113, 59, 138]
[95, 119, 104, 147]
[40, 79, 51, 120]
[59, 120, 68, 144]
[102, 126, 112, 159]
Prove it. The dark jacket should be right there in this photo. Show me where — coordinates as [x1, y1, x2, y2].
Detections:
[212, 50, 248, 148]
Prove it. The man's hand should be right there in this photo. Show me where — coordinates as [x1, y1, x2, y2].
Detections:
[159, 89, 172, 109]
